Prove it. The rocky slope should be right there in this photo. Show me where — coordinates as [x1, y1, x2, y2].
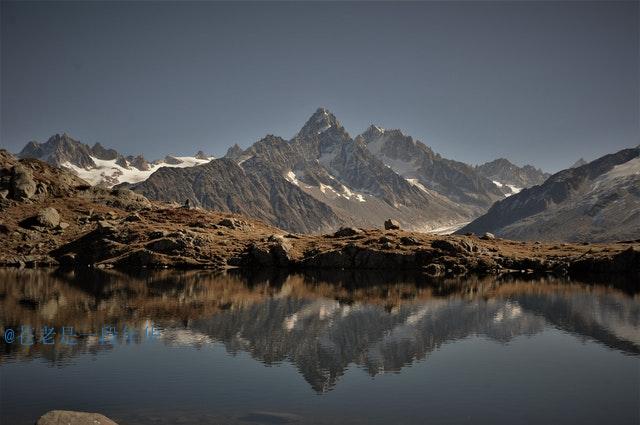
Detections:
[18, 133, 214, 186]
[459, 147, 640, 242]
[476, 158, 550, 195]
[1, 150, 638, 277]
[358, 125, 506, 213]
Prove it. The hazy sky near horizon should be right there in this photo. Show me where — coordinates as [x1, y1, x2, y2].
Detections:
[1, 1, 638, 172]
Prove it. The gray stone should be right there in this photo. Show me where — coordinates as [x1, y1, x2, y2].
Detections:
[36, 410, 118, 425]
[481, 232, 496, 240]
[36, 207, 61, 228]
[10, 164, 36, 200]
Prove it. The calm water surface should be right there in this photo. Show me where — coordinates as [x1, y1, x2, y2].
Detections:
[0, 269, 638, 424]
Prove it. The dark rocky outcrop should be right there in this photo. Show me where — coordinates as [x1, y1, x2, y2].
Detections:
[9, 164, 37, 200]
[384, 219, 400, 230]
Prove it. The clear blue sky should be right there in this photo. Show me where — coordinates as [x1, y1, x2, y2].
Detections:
[1, 1, 638, 172]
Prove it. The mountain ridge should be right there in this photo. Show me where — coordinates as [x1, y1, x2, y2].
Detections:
[16, 108, 552, 234]
[458, 146, 640, 242]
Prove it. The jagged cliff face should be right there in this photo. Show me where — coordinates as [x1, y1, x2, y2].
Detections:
[358, 125, 506, 213]
[459, 147, 640, 242]
[15, 108, 561, 235]
[19, 133, 98, 169]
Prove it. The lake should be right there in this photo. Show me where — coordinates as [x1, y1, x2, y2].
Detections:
[0, 269, 638, 424]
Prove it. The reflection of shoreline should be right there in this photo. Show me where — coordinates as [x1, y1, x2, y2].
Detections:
[0, 269, 638, 391]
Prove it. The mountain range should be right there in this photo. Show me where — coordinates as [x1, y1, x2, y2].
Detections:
[15, 108, 549, 234]
[18, 133, 213, 187]
[459, 147, 640, 242]
[17, 108, 639, 242]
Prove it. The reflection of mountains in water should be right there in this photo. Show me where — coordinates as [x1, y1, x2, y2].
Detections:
[188, 291, 640, 392]
[0, 269, 638, 392]
[190, 297, 545, 392]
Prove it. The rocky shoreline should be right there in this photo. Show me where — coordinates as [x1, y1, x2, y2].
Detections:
[2, 150, 639, 279]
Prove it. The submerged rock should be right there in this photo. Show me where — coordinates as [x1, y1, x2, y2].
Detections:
[36, 410, 118, 425]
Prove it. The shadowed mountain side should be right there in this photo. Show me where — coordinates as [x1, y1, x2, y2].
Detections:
[458, 147, 640, 242]
[122, 157, 341, 233]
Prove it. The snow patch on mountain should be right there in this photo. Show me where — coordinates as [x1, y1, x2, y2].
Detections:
[285, 170, 300, 186]
[506, 184, 522, 195]
[63, 155, 213, 186]
[311, 181, 366, 203]
[492, 180, 521, 197]
[406, 178, 430, 193]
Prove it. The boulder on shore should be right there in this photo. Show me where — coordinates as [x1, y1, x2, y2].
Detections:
[384, 219, 401, 230]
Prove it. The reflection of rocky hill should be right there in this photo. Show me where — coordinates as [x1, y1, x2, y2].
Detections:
[0, 270, 638, 392]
